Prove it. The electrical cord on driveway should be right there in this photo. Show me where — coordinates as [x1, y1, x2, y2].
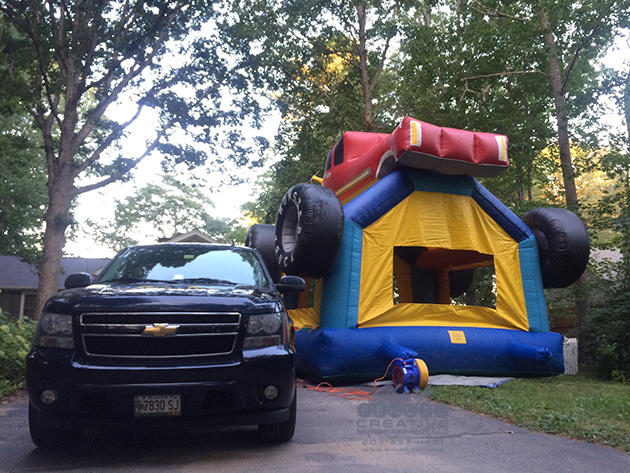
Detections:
[297, 358, 402, 401]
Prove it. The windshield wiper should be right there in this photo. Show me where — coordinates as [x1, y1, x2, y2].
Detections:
[101, 278, 181, 284]
[176, 278, 238, 286]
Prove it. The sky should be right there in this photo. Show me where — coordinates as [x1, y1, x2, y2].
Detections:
[64, 30, 629, 259]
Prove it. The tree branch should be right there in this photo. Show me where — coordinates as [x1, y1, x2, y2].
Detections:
[76, 3, 106, 93]
[369, 6, 398, 96]
[469, 0, 527, 23]
[48, 0, 69, 78]
[82, 1, 136, 93]
[74, 124, 169, 195]
[72, 103, 145, 177]
[561, 25, 601, 94]
[73, 8, 179, 148]
[460, 70, 549, 81]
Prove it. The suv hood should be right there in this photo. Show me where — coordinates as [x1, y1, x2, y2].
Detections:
[44, 282, 280, 315]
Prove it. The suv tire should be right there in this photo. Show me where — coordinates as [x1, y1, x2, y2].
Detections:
[29, 403, 82, 449]
[257, 393, 296, 443]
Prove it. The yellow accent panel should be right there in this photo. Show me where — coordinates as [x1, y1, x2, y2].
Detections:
[288, 279, 323, 330]
[448, 330, 467, 344]
[416, 358, 429, 388]
[288, 308, 319, 330]
[313, 279, 323, 314]
[358, 191, 529, 331]
[358, 303, 520, 330]
[411, 120, 421, 146]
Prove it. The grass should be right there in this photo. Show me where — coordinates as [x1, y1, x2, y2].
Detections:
[429, 374, 630, 452]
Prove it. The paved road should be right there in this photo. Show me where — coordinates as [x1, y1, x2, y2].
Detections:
[1, 386, 629, 473]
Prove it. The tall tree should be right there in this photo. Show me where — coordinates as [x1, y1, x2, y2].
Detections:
[88, 175, 241, 251]
[446, 0, 629, 340]
[221, 0, 410, 220]
[1, 1, 261, 315]
[454, 0, 630, 212]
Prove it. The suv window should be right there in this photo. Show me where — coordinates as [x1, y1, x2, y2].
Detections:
[98, 246, 271, 288]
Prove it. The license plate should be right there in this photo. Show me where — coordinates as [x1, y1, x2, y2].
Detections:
[134, 394, 181, 417]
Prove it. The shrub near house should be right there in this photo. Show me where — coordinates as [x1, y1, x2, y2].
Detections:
[0, 310, 36, 397]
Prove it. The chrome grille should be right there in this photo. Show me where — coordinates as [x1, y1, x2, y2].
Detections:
[78, 312, 240, 359]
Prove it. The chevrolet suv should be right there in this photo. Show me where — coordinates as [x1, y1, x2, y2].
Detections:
[26, 243, 304, 448]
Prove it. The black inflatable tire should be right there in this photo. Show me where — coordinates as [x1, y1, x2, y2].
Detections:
[245, 224, 281, 282]
[275, 183, 344, 278]
[522, 207, 590, 288]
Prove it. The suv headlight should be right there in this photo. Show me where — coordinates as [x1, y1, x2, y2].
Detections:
[34, 312, 74, 349]
[244, 312, 283, 349]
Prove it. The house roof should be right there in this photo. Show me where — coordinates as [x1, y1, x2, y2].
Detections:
[160, 229, 217, 243]
[0, 256, 111, 290]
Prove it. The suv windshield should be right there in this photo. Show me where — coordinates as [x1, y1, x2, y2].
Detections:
[98, 245, 271, 289]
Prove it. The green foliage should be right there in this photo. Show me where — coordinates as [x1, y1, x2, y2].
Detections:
[88, 175, 243, 251]
[0, 111, 47, 264]
[430, 375, 630, 451]
[0, 310, 36, 398]
[582, 289, 630, 381]
[0, 19, 47, 264]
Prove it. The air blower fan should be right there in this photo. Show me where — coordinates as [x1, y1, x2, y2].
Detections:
[391, 358, 429, 393]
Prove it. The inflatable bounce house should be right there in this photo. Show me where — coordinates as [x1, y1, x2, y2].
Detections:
[246, 117, 590, 382]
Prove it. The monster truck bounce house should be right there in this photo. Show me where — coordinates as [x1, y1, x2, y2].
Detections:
[246, 117, 590, 382]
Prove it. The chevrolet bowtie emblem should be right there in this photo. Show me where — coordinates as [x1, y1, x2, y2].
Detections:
[142, 323, 179, 336]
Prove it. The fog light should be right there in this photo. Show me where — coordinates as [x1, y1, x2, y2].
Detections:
[40, 389, 58, 405]
[263, 385, 279, 400]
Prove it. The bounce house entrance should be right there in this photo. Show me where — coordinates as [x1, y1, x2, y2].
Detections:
[392, 246, 495, 308]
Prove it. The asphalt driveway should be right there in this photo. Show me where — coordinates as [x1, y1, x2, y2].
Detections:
[1, 386, 628, 473]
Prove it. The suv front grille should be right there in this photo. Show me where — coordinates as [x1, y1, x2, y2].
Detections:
[78, 312, 240, 359]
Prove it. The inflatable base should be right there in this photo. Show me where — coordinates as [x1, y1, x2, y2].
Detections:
[295, 326, 564, 382]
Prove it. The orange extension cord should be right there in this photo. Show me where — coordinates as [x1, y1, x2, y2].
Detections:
[297, 358, 402, 401]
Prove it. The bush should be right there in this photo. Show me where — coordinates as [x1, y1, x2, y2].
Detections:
[582, 289, 630, 381]
[0, 311, 37, 397]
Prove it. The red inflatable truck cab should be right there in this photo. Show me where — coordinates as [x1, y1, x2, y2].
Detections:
[322, 116, 509, 202]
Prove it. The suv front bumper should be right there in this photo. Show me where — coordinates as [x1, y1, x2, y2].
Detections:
[26, 346, 295, 431]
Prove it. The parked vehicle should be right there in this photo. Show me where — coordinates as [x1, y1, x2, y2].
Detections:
[26, 243, 304, 448]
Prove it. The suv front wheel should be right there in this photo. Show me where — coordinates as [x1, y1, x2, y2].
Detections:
[29, 403, 82, 449]
[257, 393, 296, 443]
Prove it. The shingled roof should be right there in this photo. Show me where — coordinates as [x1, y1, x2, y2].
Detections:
[0, 256, 111, 289]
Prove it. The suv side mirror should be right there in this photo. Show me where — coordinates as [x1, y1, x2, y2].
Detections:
[275, 275, 306, 294]
[65, 272, 92, 289]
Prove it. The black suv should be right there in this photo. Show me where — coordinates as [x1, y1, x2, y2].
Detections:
[26, 243, 304, 448]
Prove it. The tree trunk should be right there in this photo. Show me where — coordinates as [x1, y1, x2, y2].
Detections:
[540, 10, 579, 213]
[35, 171, 75, 317]
[540, 9, 588, 355]
[356, 2, 373, 132]
[623, 67, 630, 288]
[624, 67, 630, 145]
